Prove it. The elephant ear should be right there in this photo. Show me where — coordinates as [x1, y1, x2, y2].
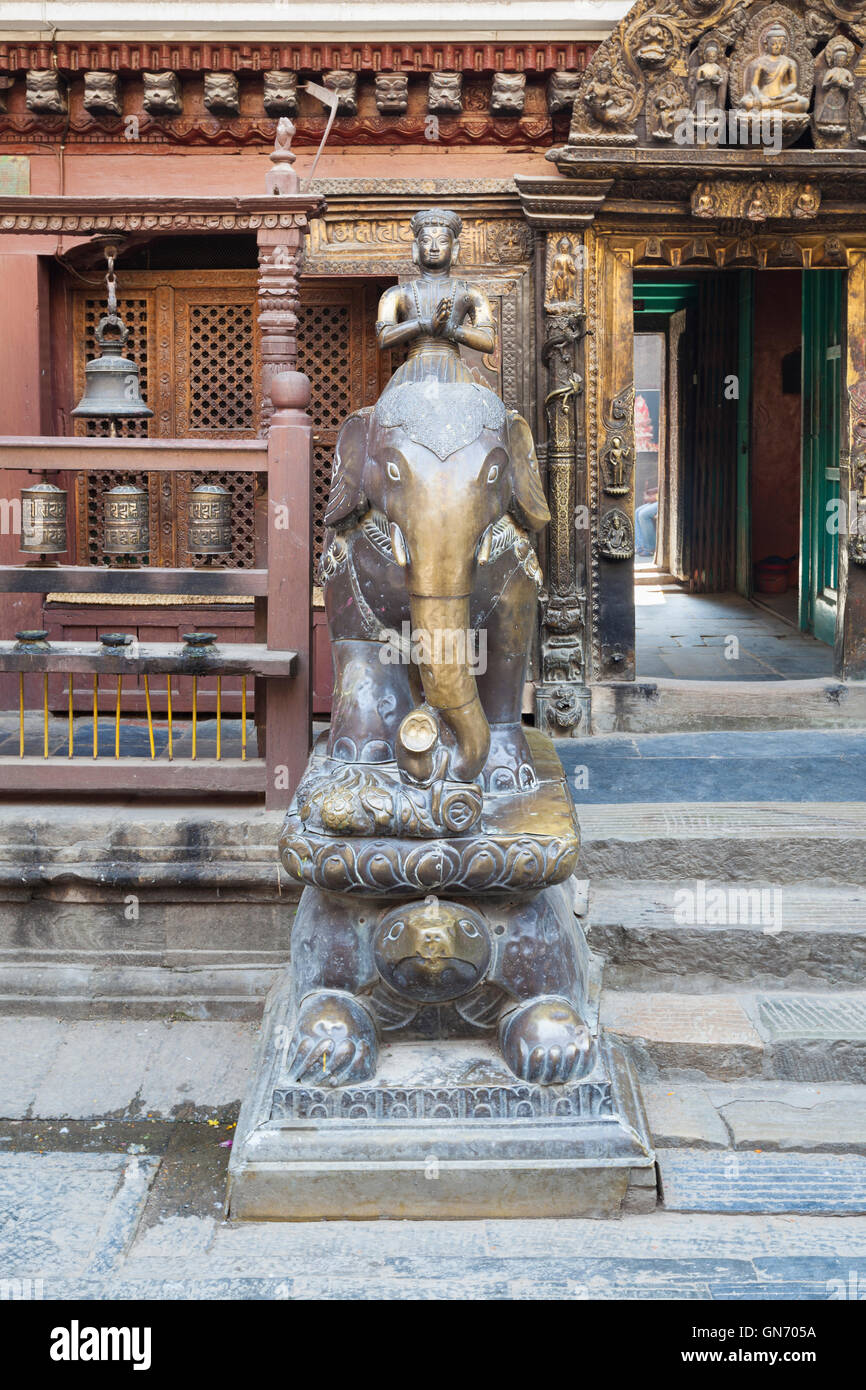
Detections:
[324, 408, 372, 530]
[507, 410, 551, 531]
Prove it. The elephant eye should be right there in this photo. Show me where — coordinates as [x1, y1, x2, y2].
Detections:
[487, 463, 499, 483]
[387, 460, 401, 482]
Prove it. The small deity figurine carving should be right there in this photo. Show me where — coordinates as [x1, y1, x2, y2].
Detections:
[740, 22, 809, 111]
[600, 508, 634, 559]
[690, 33, 730, 111]
[323, 70, 358, 115]
[746, 183, 771, 221]
[649, 82, 688, 140]
[549, 235, 578, 305]
[794, 183, 820, 217]
[814, 36, 855, 136]
[583, 61, 635, 127]
[694, 181, 718, 216]
[636, 22, 673, 69]
[428, 71, 462, 114]
[547, 70, 581, 113]
[491, 71, 526, 115]
[604, 434, 632, 493]
[375, 73, 409, 114]
[375, 208, 495, 389]
[83, 72, 122, 116]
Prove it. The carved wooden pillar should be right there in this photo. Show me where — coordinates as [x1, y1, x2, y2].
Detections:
[256, 119, 315, 438]
[533, 229, 589, 737]
[592, 238, 636, 682]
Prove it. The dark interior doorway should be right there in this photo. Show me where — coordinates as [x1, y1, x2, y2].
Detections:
[633, 268, 842, 680]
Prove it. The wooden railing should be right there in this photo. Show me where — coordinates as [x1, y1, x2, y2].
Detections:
[0, 374, 313, 809]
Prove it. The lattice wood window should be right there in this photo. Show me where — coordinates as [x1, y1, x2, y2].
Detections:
[70, 273, 394, 570]
[71, 271, 259, 568]
[78, 297, 152, 440]
[295, 283, 396, 567]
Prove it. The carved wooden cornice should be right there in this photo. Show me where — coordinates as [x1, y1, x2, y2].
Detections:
[515, 174, 615, 225]
[0, 193, 326, 235]
[0, 41, 596, 75]
[0, 111, 561, 149]
[543, 145, 866, 221]
[0, 44, 601, 148]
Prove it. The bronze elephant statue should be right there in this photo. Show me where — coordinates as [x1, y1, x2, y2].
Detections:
[318, 377, 550, 822]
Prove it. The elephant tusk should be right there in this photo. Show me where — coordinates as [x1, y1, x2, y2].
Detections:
[477, 525, 493, 566]
[390, 521, 410, 567]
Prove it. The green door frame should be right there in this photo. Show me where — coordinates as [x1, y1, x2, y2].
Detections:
[800, 270, 843, 645]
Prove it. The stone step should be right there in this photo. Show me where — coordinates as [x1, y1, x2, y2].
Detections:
[586, 880, 866, 989]
[600, 989, 866, 1082]
[589, 677, 866, 734]
[657, 1149, 866, 1215]
[643, 1080, 866, 1153]
[0, 962, 279, 1020]
[578, 802, 866, 882]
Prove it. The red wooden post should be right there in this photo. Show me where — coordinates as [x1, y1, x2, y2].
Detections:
[265, 370, 313, 809]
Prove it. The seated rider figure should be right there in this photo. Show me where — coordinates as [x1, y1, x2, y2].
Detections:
[376, 208, 496, 391]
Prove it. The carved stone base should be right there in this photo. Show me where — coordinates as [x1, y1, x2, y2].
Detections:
[535, 681, 591, 739]
[227, 986, 655, 1219]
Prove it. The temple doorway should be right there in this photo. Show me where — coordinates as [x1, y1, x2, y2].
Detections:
[632, 268, 841, 681]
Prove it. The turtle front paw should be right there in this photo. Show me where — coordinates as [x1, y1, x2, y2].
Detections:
[284, 990, 378, 1087]
[500, 997, 593, 1085]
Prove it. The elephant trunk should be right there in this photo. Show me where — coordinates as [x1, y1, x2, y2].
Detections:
[405, 592, 489, 783]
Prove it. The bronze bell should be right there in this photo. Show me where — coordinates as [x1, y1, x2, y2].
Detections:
[103, 483, 149, 557]
[188, 482, 232, 557]
[20, 482, 67, 554]
[71, 313, 153, 423]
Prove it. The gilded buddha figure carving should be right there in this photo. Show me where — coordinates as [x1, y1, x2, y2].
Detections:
[278, 208, 593, 1090]
[741, 23, 809, 111]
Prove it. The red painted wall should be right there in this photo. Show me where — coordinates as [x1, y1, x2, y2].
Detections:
[750, 270, 802, 575]
[0, 250, 51, 705]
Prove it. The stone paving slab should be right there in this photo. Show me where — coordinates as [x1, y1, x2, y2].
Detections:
[561, 732, 866, 804]
[757, 994, 866, 1041]
[658, 1149, 866, 1214]
[642, 1085, 731, 1148]
[600, 992, 764, 1078]
[588, 881, 866, 990]
[0, 1152, 158, 1277]
[756, 994, 866, 1084]
[577, 803, 866, 881]
[720, 1095, 866, 1152]
[0, 1019, 257, 1119]
[3, 1141, 865, 1299]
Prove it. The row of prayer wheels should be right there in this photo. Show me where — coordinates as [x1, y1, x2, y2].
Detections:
[20, 481, 232, 558]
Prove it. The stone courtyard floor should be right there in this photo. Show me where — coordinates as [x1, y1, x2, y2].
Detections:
[2, 1018, 865, 1301]
[636, 586, 833, 681]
